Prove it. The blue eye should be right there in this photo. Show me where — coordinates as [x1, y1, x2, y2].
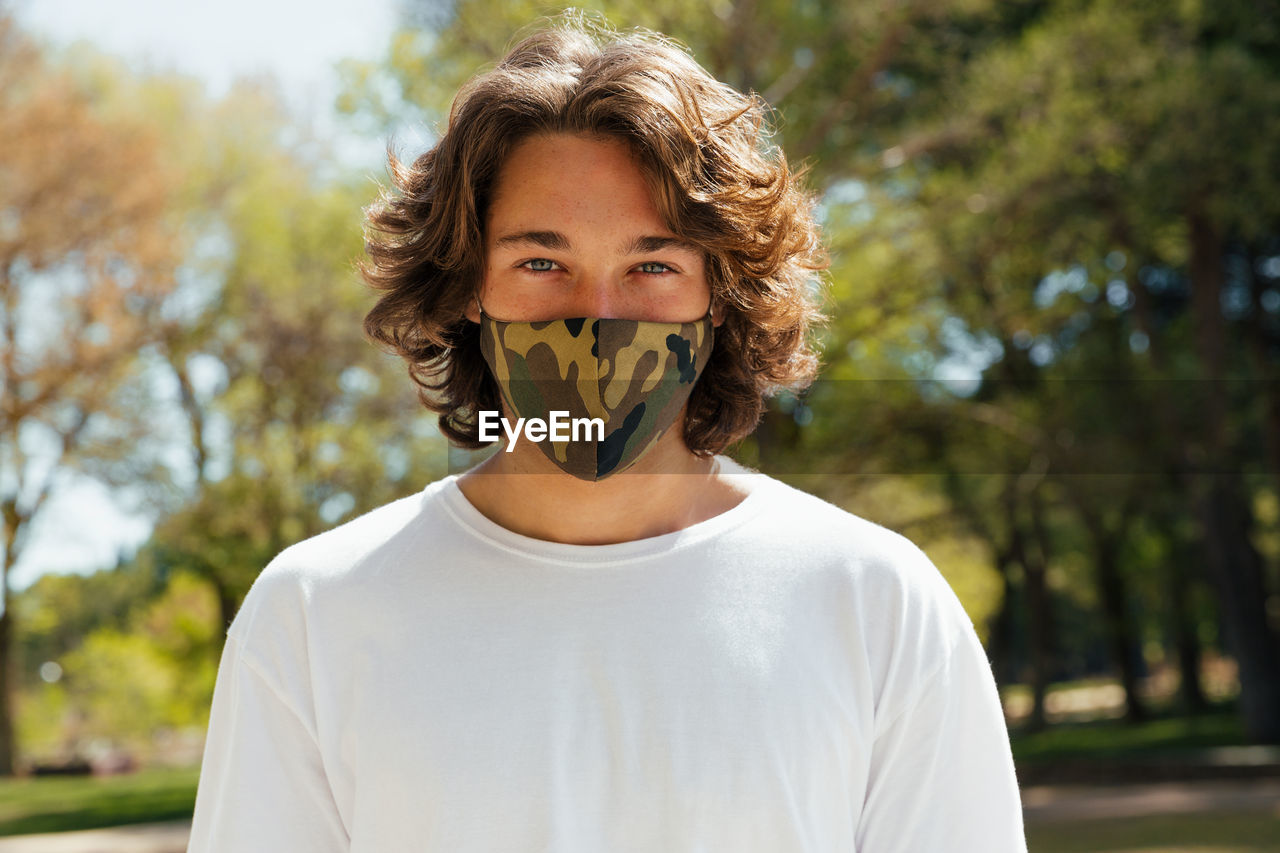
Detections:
[523, 258, 557, 272]
[638, 262, 672, 274]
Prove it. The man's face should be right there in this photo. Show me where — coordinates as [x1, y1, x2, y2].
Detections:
[466, 133, 713, 324]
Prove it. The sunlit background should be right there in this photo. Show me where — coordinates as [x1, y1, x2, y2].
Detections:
[2, 0, 1278, 850]
[8, 0, 400, 589]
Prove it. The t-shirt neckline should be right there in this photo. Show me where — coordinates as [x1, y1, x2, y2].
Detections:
[435, 470, 775, 567]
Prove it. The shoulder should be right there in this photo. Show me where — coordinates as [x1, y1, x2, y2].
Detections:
[226, 480, 452, 646]
[749, 475, 961, 608]
[745, 474, 978, 692]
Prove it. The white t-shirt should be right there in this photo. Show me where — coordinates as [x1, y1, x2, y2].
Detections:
[188, 471, 1026, 852]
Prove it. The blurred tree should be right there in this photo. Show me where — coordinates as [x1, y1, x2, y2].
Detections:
[894, 0, 1280, 740]
[19, 569, 220, 764]
[2, 24, 452, 770]
[337, 0, 1006, 188]
[13, 562, 158, 690]
[135, 79, 447, 635]
[0, 15, 184, 775]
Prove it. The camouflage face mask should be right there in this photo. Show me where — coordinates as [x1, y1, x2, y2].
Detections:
[478, 312, 714, 480]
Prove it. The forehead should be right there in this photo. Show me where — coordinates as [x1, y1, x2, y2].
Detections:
[486, 132, 670, 238]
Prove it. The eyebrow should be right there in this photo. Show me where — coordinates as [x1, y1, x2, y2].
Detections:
[491, 230, 698, 255]
[622, 235, 698, 255]
[493, 230, 571, 251]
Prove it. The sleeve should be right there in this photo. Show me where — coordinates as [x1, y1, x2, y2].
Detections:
[854, 621, 1027, 853]
[187, 632, 350, 853]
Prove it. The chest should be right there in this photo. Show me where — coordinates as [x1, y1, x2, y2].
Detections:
[316, 567, 874, 849]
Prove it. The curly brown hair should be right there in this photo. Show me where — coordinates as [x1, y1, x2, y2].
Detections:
[361, 15, 827, 454]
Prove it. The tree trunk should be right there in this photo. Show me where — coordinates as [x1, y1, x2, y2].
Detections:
[0, 608, 12, 777]
[944, 472, 1022, 690]
[1025, 486, 1060, 730]
[1088, 517, 1149, 723]
[1003, 483, 1051, 731]
[988, 549, 1021, 692]
[1166, 542, 1210, 714]
[0, 502, 18, 776]
[215, 578, 237, 653]
[1187, 208, 1280, 742]
[941, 472, 1034, 723]
[1241, 239, 1280, 500]
[1129, 243, 1215, 717]
[1196, 476, 1280, 740]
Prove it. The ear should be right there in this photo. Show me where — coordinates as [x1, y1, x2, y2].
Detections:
[710, 300, 726, 327]
[465, 294, 482, 324]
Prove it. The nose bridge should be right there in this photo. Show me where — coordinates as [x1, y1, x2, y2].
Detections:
[576, 262, 619, 319]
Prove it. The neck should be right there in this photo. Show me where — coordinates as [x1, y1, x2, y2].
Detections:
[456, 434, 753, 545]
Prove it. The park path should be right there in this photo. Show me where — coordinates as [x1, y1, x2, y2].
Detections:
[0, 820, 191, 852]
[1023, 777, 1280, 822]
[0, 778, 1276, 851]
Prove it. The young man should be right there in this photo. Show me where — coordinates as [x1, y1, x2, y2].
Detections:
[188, 18, 1026, 853]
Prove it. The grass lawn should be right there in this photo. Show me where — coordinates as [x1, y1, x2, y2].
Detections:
[0, 765, 199, 836]
[1010, 700, 1250, 764]
[1027, 812, 1280, 852]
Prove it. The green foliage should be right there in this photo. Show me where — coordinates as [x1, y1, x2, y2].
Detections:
[115, 72, 453, 612]
[16, 569, 218, 764]
[60, 631, 178, 747]
[13, 567, 159, 691]
[13, 683, 67, 766]
[338, 0, 1008, 185]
